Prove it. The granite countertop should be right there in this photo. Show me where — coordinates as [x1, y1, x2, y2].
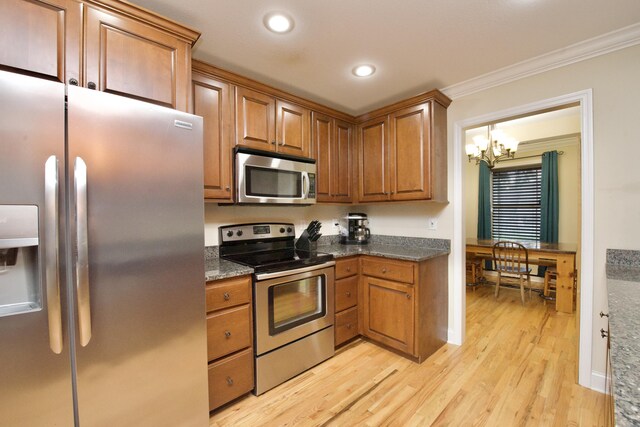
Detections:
[318, 243, 449, 262]
[205, 257, 253, 282]
[204, 235, 450, 281]
[606, 249, 640, 426]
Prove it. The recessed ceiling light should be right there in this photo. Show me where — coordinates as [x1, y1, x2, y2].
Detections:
[264, 12, 294, 33]
[352, 64, 376, 77]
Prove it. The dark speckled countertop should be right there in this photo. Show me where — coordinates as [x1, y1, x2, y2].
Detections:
[606, 249, 640, 426]
[204, 235, 450, 281]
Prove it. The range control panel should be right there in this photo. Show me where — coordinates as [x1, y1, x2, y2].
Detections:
[219, 223, 295, 243]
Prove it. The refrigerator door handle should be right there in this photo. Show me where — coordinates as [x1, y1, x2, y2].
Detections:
[74, 157, 92, 346]
[45, 156, 63, 354]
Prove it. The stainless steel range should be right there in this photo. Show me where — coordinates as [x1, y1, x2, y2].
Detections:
[219, 223, 335, 395]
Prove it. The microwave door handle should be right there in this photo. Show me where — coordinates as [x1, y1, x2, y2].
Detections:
[301, 172, 309, 199]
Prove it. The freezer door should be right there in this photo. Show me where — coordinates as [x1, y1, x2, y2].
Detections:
[67, 86, 209, 426]
[0, 71, 74, 426]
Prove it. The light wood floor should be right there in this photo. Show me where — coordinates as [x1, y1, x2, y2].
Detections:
[210, 285, 605, 426]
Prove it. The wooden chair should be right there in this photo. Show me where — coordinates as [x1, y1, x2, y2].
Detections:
[492, 241, 532, 305]
[466, 257, 484, 290]
[543, 267, 558, 300]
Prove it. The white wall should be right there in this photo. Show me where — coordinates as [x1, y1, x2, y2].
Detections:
[446, 43, 640, 385]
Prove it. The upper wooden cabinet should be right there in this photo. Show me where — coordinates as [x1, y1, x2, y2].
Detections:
[192, 71, 233, 201]
[0, 0, 81, 84]
[356, 95, 448, 203]
[236, 87, 310, 157]
[1, 0, 199, 112]
[312, 112, 354, 203]
[358, 116, 390, 202]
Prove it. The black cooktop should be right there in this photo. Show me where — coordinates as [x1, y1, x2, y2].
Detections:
[222, 248, 334, 274]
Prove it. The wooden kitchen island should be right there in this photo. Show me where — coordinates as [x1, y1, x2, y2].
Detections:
[466, 238, 578, 313]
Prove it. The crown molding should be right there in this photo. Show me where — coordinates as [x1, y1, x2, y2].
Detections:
[442, 23, 640, 100]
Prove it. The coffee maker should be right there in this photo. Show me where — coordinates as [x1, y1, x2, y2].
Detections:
[340, 213, 371, 245]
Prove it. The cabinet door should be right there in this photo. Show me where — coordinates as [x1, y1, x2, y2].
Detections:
[84, 6, 191, 111]
[332, 119, 354, 203]
[389, 103, 431, 200]
[192, 73, 233, 201]
[0, 0, 80, 84]
[358, 116, 390, 202]
[276, 99, 310, 157]
[362, 275, 414, 355]
[312, 111, 333, 201]
[235, 86, 276, 151]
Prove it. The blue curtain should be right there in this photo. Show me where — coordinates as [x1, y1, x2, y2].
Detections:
[539, 150, 559, 276]
[477, 161, 492, 270]
[541, 151, 559, 242]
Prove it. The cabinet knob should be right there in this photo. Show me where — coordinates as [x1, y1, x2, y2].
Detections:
[346, 267, 351, 272]
[87, 81, 97, 90]
[225, 186, 231, 191]
[382, 268, 387, 273]
[271, 141, 277, 145]
[599, 311, 609, 318]
[600, 328, 608, 338]
[68, 78, 79, 86]
[224, 330, 231, 338]
[346, 324, 352, 329]
[406, 293, 411, 299]
[346, 291, 351, 297]
[223, 292, 230, 301]
[226, 376, 234, 386]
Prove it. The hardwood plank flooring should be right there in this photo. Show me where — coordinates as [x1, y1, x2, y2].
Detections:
[210, 285, 605, 426]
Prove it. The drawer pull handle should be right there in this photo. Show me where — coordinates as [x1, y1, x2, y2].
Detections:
[346, 291, 351, 297]
[226, 376, 234, 386]
[382, 268, 387, 273]
[223, 292, 230, 301]
[600, 311, 609, 318]
[600, 328, 608, 339]
[224, 330, 231, 338]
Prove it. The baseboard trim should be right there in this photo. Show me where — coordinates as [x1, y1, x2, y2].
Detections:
[590, 370, 610, 394]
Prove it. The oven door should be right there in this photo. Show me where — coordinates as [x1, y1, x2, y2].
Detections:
[254, 262, 334, 355]
[236, 150, 316, 204]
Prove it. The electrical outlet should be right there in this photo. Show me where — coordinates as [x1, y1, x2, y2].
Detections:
[427, 218, 438, 230]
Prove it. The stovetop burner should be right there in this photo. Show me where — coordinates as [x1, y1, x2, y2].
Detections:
[218, 222, 334, 274]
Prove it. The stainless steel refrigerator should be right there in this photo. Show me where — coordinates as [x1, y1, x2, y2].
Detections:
[0, 70, 209, 426]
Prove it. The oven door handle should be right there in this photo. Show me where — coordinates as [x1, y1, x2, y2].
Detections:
[255, 261, 335, 281]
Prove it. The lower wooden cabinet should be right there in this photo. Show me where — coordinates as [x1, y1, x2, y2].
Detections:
[205, 275, 254, 411]
[334, 257, 360, 347]
[207, 348, 254, 411]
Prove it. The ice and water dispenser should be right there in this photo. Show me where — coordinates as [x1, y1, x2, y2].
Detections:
[0, 205, 41, 317]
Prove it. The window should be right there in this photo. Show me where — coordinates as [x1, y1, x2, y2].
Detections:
[492, 166, 542, 241]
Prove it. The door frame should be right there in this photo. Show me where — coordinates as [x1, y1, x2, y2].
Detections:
[451, 89, 594, 389]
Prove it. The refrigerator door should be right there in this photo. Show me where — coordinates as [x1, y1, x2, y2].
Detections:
[67, 86, 209, 426]
[0, 72, 74, 425]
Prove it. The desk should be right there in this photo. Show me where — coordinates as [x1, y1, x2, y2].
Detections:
[466, 238, 577, 313]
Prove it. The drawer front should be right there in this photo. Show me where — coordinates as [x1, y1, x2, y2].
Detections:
[206, 275, 251, 312]
[208, 348, 254, 410]
[207, 305, 251, 361]
[335, 275, 358, 312]
[335, 307, 358, 346]
[335, 257, 359, 279]
[362, 257, 414, 284]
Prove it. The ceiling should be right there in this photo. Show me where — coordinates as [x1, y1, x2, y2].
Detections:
[129, 0, 640, 116]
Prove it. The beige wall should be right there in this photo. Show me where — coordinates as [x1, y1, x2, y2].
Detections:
[464, 135, 581, 246]
[448, 43, 640, 380]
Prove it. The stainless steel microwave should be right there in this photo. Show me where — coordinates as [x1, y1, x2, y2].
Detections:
[235, 147, 317, 205]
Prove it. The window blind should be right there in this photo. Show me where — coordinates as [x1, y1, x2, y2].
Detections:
[492, 167, 542, 241]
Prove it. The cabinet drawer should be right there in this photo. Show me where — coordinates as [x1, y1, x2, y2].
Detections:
[335, 307, 358, 346]
[335, 275, 358, 312]
[207, 305, 251, 361]
[208, 348, 254, 410]
[362, 257, 415, 284]
[335, 257, 359, 279]
[206, 275, 251, 312]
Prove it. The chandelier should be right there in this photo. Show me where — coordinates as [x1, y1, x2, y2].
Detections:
[465, 125, 520, 168]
